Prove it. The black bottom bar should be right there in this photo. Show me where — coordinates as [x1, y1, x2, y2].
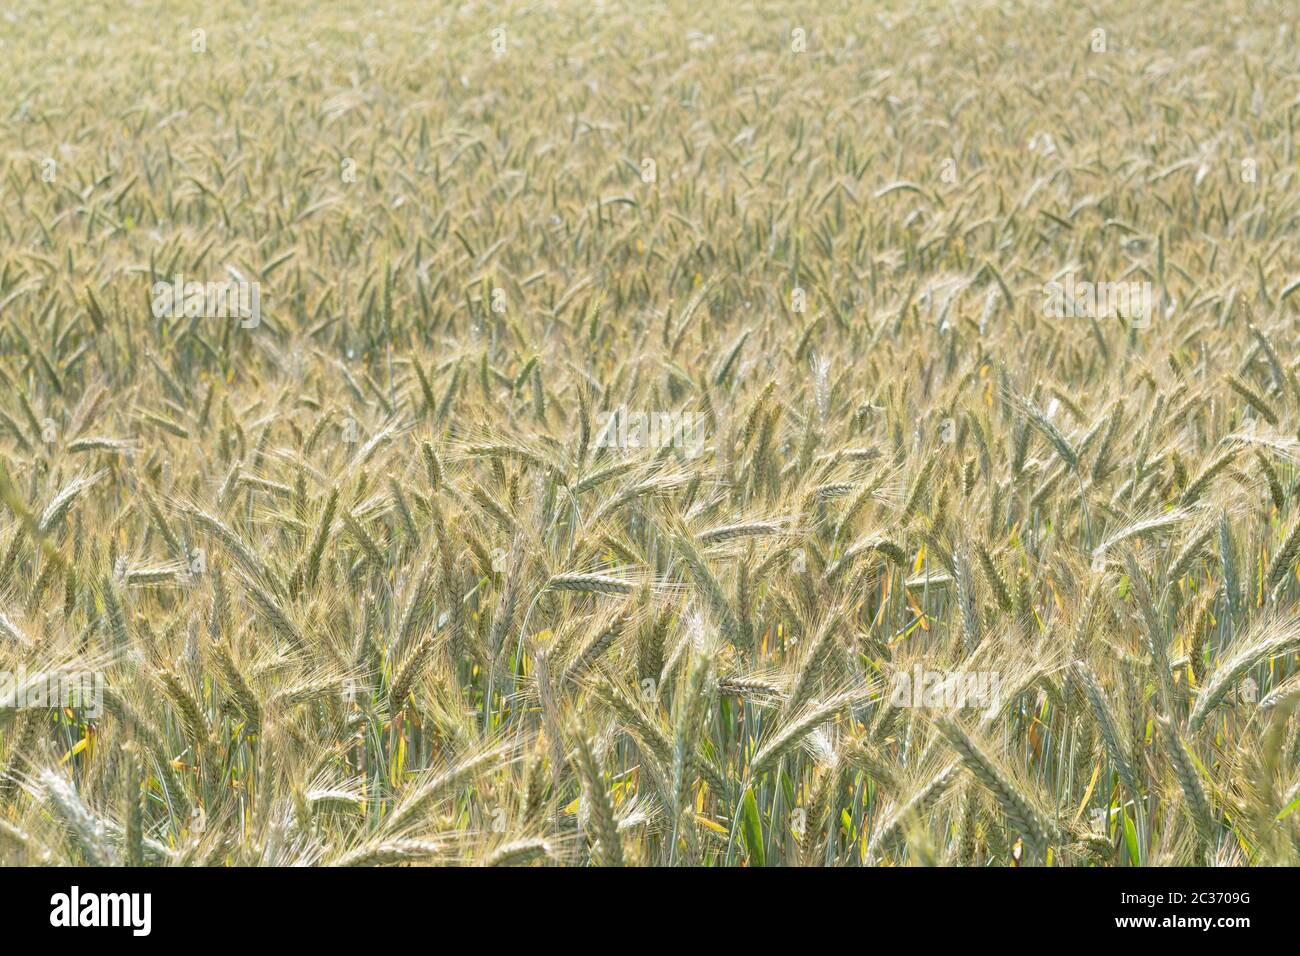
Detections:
[1, 865, 1279, 942]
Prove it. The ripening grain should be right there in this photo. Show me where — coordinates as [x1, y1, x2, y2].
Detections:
[1, 0, 1299, 867]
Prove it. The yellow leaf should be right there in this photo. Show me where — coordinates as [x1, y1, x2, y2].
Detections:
[696, 815, 727, 835]
[904, 590, 929, 631]
[1072, 763, 1101, 827]
[61, 736, 90, 764]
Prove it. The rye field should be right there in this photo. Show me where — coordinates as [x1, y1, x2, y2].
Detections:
[2, 0, 1300, 867]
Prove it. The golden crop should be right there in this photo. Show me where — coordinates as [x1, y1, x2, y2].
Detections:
[2, 0, 1299, 866]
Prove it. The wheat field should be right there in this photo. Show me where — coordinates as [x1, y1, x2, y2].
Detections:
[2, 0, 1300, 867]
